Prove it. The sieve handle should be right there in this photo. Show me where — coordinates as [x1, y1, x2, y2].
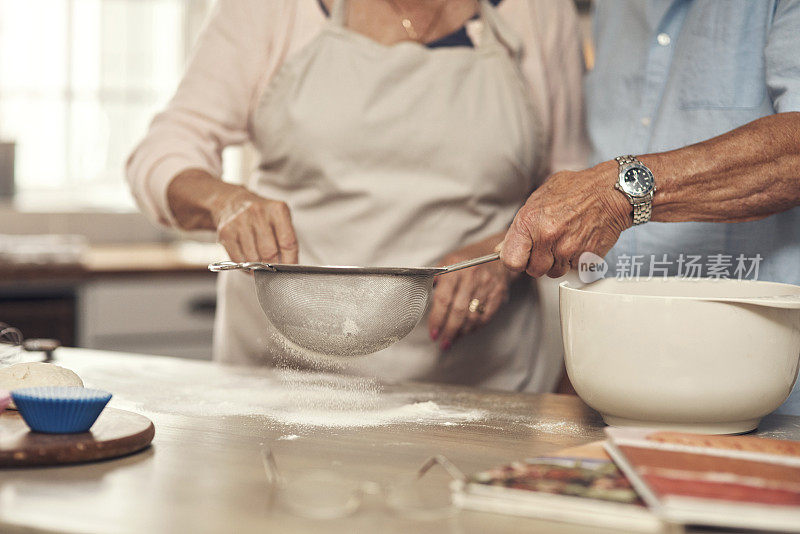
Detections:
[439, 252, 501, 274]
[208, 261, 274, 272]
[209, 261, 247, 272]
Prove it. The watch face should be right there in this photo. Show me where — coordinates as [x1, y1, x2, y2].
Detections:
[619, 164, 655, 197]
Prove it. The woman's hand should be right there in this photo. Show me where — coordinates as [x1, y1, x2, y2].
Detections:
[428, 235, 515, 351]
[167, 169, 299, 263]
[211, 187, 298, 263]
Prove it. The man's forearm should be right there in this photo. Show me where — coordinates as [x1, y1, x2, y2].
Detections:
[499, 111, 800, 277]
[639, 111, 800, 224]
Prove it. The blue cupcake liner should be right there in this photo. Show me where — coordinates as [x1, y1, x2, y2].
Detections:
[12, 386, 112, 434]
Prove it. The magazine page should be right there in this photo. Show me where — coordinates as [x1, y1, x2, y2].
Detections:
[604, 428, 800, 532]
[454, 441, 665, 533]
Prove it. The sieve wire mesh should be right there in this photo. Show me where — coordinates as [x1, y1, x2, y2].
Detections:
[254, 271, 434, 357]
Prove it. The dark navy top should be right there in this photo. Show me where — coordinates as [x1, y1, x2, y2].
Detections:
[317, 0, 504, 48]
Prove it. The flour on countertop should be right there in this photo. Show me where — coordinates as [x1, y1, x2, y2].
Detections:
[526, 420, 584, 435]
[85, 358, 484, 429]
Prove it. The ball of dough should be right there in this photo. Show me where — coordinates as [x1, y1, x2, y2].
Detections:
[0, 362, 84, 409]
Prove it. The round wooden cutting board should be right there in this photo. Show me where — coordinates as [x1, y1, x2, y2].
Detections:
[0, 407, 155, 467]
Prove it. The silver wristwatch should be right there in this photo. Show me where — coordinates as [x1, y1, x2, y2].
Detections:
[614, 155, 656, 225]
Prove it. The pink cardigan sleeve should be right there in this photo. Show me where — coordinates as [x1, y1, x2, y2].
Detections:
[126, 0, 285, 226]
[497, 0, 589, 180]
[536, 0, 590, 173]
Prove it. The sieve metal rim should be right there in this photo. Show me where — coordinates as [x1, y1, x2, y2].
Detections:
[209, 261, 446, 276]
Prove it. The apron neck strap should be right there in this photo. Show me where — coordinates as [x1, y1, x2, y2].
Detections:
[330, 0, 348, 27]
[477, 0, 522, 56]
[328, 0, 520, 56]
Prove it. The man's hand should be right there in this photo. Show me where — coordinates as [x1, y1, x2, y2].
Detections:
[500, 161, 631, 278]
[501, 112, 800, 279]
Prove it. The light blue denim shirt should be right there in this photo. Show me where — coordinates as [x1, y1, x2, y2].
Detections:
[586, 0, 800, 414]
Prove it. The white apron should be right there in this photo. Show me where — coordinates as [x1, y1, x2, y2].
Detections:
[213, 0, 558, 392]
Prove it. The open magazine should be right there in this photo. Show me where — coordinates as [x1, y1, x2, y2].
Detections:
[604, 428, 800, 532]
[453, 441, 666, 532]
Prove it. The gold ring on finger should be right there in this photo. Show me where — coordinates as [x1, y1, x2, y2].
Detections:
[468, 298, 485, 314]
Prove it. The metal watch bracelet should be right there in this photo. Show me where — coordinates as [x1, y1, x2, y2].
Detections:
[632, 197, 653, 225]
[615, 155, 654, 225]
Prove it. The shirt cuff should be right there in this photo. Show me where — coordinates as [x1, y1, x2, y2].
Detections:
[774, 92, 800, 114]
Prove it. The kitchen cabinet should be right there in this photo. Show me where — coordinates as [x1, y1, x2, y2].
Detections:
[0, 292, 77, 346]
[0, 243, 220, 360]
[78, 276, 216, 359]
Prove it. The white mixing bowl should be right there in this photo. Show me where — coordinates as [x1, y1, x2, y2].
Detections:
[560, 277, 800, 434]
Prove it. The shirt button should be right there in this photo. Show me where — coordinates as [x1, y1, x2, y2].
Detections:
[657, 33, 671, 46]
[641, 117, 651, 126]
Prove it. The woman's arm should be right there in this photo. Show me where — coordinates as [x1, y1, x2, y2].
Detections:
[126, 1, 301, 263]
[167, 169, 298, 263]
[125, 0, 290, 227]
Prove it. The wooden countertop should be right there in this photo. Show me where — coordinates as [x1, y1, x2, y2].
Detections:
[1, 348, 798, 534]
[0, 242, 223, 282]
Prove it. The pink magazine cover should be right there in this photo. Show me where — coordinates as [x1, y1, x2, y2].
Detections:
[604, 428, 800, 532]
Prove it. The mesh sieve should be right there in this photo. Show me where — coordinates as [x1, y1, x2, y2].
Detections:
[255, 271, 432, 356]
[209, 253, 499, 357]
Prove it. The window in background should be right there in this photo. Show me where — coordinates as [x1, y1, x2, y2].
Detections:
[0, 0, 242, 210]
